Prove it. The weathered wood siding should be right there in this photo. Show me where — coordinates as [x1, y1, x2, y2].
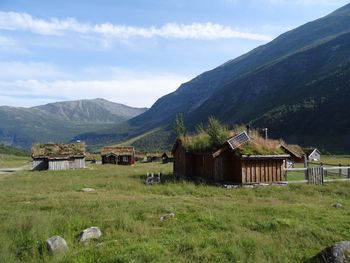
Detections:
[173, 144, 187, 177]
[69, 157, 85, 169]
[32, 158, 48, 171]
[48, 159, 70, 170]
[117, 155, 134, 165]
[241, 159, 285, 183]
[102, 155, 117, 164]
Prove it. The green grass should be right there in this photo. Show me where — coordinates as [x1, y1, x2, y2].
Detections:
[0, 154, 31, 168]
[1, 162, 350, 262]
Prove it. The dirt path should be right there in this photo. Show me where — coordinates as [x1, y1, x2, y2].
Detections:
[0, 165, 31, 177]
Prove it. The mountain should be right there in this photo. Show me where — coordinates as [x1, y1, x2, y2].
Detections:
[76, 3, 350, 153]
[0, 99, 147, 149]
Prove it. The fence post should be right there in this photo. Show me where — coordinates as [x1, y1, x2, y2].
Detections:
[304, 155, 308, 180]
[348, 164, 350, 179]
[321, 167, 324, 185]
[339, 163, 342, 177]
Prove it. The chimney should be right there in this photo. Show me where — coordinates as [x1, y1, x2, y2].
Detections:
[246, 124, 250, 136]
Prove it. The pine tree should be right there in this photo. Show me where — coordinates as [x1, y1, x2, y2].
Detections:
[174, 113, 186, 138]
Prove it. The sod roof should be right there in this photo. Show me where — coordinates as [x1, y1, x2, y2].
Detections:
[101, 146, 135, 156]
[32, 143, 85, 158]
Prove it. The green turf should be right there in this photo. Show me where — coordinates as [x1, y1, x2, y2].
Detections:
[0, 154, 31, 168]
[1, 162, 350, 262]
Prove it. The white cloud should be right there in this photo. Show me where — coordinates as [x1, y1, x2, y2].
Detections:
[0, 35, 30, 54]
[0, 73, 190, 108]
[0, 11, 272, 41]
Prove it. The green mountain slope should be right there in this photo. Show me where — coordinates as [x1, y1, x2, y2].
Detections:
[73, 4, 350, 153]
[0, 99, 147, 149]
[129, 3, 350, 130]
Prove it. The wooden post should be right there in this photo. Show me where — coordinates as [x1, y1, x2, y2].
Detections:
[339, 163, 342, 177]
[348, 164, 350, 179]
[321, 167, 324, 185]
[304, 155, 308, 180]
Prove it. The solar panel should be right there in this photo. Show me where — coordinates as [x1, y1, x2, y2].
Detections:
[227, 131, 250, 150]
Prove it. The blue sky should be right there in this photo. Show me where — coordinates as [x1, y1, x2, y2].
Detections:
[0, 0, 348, 108]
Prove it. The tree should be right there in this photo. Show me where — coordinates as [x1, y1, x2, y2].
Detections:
[207, 117, 228, 148]
[174, 113, 186, 138]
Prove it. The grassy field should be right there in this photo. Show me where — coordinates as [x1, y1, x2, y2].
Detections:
[0, 154, 31, 168]
[1, 161, 350, 262]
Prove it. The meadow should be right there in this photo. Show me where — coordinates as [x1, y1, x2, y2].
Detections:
[1, 159, 350, 262]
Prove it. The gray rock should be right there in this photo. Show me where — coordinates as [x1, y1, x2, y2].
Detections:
[81, 188, 96, 193]
[79, 227, 102, 243]
[333, 203, 343, 209]
[312, 241, 350, 263]
[45, 235, 68, 254]
[160, 213, 175, 221]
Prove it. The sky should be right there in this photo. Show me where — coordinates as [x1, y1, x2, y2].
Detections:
[0, 0, 348, 108]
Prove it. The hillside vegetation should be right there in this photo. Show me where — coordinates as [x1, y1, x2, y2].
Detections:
[77, 4, 350, 153]
[0, 99, 147, 149]
[1, 162, 350, 262]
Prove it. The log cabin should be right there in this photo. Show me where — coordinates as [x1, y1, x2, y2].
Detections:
[101, 146, 135, 165]
[172, 132, 290, 184]
[32, 143, 86, 171]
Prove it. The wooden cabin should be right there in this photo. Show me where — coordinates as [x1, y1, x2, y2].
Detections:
[304, 148, 321, 162]
[172, 132, 290, 184]
[279, 142, 305, 167]
[32, 143, 85, 171]
[161, 152, 173, 164]
[101, 146, 135, 165]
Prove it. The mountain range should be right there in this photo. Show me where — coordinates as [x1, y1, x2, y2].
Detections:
[2, 4, 350, 153]
[77, 3, 350, 153]
[0, 99, 146, 149]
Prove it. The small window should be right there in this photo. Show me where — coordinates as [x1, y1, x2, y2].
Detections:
[123, 156, 128, 162]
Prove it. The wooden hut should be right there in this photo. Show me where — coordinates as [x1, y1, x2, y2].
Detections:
[172, 132, 290, 184]
[161, 152, 173, 163]
[101, 146, 135, 165]
[32, 143, 85, 171]
[304, 148, 321, 161]
[279, 141, 305, 167]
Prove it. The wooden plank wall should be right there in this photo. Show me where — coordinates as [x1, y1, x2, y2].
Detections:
[70, 158, 85, 169]
[241, 159, 285, 183]
[32, 159, 48, 170]
[48, 160, 69, 170]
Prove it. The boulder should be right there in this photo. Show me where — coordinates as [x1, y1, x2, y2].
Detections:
[80, 188, 96, 193]
[45, 235, 68, 254]
[160, 213, 175, 221]
[79, 227, 102, 243]
[333, 203, 343, 209]
[312, 241, 350, 263]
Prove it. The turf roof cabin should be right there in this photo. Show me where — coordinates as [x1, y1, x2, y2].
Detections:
[279, 141, 306, 166]
[101, 146, 135, 165]
[32, 143, 86, 171]
[172, 132, 290, 185]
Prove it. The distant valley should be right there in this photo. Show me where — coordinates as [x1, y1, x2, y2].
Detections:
[0, 99, 147, 149]
[2, 4, 350, 153]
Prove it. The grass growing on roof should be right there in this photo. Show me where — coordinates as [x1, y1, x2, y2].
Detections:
[181, 122, 284, 155]
[1, 161, 350, 262]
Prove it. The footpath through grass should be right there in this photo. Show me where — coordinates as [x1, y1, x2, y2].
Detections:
[1, 162, 350, 262]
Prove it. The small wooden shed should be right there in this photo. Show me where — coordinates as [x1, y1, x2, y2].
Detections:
[279, 141, 305, 166]
[32, 143, 86, 171]
[101, 146, 135, 165]
[304, 148, 321, 161]
[172, 132, 290, 184]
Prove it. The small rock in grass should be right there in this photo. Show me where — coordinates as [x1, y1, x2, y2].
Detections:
[333, 203, 343, 209]
[160, 213, 175, 221]
[312, 241, 350, 262]
[80, 188, 96, 193]
[45, 235, 68, 254]
[79, 227, 102, 243]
